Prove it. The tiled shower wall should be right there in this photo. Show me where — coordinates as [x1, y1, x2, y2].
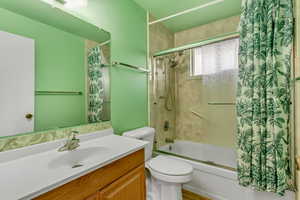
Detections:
[174, 16, 240, 46]
[149, 16, 174, 55]
[173, 16, 240, 148]
[174, 50, 238, 148]
[150, 15, 240, 149]
[149, 16, 175, 148]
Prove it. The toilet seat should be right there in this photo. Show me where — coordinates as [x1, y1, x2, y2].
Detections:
[148, 156, 193, 176]
[146, 156, 193, 183]
[149, 167, 193, 183]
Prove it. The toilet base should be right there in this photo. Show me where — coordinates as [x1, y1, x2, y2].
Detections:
[147, 175, 183, 200]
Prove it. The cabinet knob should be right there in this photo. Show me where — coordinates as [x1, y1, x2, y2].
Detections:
[25, 113, 33, 119]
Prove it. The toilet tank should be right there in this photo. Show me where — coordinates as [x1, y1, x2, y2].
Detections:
[123, 127, 155, 161]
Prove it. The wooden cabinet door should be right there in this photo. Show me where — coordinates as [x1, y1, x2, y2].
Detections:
[85, 193, 99, 200]
[99, 165, 146, 200]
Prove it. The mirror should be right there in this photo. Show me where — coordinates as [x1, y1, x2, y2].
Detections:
[0, 3, 111, 137]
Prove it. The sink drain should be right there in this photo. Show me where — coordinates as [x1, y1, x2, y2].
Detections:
[72, 164, 84, 168]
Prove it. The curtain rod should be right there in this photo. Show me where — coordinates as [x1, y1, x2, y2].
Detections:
[112, 62, 150, 73]
[153, 32, 239, 57]
[149, 0, 224, 25]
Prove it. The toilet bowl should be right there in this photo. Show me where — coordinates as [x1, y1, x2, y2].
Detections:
[123, 127, 193, 200]
[146, 155, 193, 200]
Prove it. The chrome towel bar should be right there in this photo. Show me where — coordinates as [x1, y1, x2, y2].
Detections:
[35, 91, 82, 95]
[113, 61, 150, 73]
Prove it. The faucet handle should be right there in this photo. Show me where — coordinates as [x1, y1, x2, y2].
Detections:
[71, 130, 79, 134]
[70, 130, 79, 139]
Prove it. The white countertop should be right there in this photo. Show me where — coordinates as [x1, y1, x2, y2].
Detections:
[0, 129, 147, 200]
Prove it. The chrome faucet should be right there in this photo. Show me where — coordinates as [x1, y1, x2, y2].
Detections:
[58, 131, 80, 152]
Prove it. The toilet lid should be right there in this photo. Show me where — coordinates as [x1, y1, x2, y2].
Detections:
[147, 156, 193, 176]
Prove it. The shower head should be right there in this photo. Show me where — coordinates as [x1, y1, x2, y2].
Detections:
[170, 51, 185, 68]
[170, 60, 178, 68]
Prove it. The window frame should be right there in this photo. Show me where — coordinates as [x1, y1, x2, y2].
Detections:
[189, 36, 240, 80]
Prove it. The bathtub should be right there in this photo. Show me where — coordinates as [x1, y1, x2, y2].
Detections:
[157, 141, 295, 200]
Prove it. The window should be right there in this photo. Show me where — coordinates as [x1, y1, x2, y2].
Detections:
[190, 37, 239, 77]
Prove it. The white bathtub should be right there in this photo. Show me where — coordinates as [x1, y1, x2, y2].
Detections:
[157, 141, 295, 200]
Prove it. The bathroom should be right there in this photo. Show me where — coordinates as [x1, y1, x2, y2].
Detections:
[0, 0, 299, 200]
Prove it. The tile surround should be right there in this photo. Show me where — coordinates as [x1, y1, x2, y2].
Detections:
[149, 15, 175, 148]
[174, 15, 240, 47]
[150, 15, 240, 149]
[174, 50, 237, 148]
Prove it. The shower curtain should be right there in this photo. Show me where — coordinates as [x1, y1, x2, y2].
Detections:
[236, 0, 294, 195]
[88, 46, 104, 123]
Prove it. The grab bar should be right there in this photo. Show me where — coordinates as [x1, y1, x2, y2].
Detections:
[113, 61, 150, 73]
[190, 110, 205, 119]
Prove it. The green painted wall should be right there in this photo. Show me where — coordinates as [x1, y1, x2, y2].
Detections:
[74, 0, 148, 134]
[0, 0, 149, 135]
[0, 8, 86, 131]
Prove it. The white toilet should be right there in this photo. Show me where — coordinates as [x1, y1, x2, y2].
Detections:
[123, 127, 193, 200]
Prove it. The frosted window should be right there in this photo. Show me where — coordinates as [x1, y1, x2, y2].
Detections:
[191, 38, 239, 76]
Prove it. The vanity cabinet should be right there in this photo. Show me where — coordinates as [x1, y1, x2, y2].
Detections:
[35, 149, 145, 200]
[98, 165, 145, 200]
[85, 193, 99, 200]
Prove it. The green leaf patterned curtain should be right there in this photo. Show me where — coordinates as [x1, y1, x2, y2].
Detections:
[237, 0, 293, 195]
[88, 46, 104, 123]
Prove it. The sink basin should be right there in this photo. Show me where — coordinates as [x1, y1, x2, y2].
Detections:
[48, 146, 109, 169]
